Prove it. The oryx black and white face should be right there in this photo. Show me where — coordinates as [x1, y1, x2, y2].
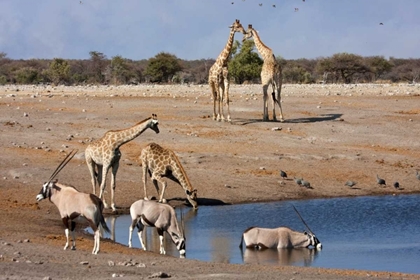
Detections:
[36, 182, 52, 202]
[173, 233, 186, 258]
[305, 231, 322, 250]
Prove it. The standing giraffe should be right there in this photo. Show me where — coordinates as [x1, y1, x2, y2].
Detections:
[208, 19, 246, 122]
[139, 142, 198, 209]
[243, 24, 284, 122]
[85, 114, 160, 212]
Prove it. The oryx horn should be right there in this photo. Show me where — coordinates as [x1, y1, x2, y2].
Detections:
[292, 205, 315, 235]
[46, 149, 78, 184]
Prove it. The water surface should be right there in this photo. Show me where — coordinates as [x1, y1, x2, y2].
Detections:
[98, 194, 420, 274]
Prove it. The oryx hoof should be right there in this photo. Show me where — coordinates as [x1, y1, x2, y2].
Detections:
[71, 246, 76, 250]
[144, 197, 149, 201]
[159, 198, 167, 204]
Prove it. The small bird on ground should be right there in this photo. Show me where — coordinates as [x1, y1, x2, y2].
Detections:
[294, 177, 303, 186]
[301, 180, 312, 189]
[280, 170, 287, 179]
[416, 170, 420, 181]
[376, 174, 386, 187]
[345, 181, 357, 188]
[393, 182, 400, 189]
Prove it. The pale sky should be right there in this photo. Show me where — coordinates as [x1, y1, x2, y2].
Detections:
[1, 0, 419, 61]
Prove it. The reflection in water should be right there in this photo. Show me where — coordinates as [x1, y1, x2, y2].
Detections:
[241, 248, 319, 266]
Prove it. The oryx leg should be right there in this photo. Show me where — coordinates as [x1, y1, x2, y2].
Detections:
[63, 218, 76, 250]
[157, 228, 166, 255]
[92, 230, 100, 254]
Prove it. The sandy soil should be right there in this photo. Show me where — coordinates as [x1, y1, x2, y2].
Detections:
[1, 83, 420, 279]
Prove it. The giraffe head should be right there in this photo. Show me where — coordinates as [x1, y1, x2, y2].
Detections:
[230, 19, 246, 35]
[186, 189, 198, 210]
[242, 24, 255, 42]
[149, 113, 160, 134]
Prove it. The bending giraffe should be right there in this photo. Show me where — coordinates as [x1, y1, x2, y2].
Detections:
[85, 114, 160, 212]
[243, 24, 284, 122]
[139, 142, 198, 209]
[208, 19, 246, 122]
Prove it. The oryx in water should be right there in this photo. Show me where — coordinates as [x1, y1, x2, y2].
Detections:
[128, 199, 186, 258]
[36, 150, 110, 254]
[239, 206, 322, 250]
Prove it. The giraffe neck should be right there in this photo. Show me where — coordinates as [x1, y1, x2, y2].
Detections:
[215, 29, 236, 67]
[252, 30, 274, 61]
[171, 152, 194, 193]
[109, 118, 151, 148]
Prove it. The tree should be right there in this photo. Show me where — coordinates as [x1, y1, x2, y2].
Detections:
[88, 51, 107, 84]
[48, 58, 70, 85]
[109, 55, 131, 84]
[365, 56, 393, 81]
[15, 67, 39, 84]
[144, 52, 183, 83]
[283, 59, 316, 84]
[228, 40, 263, 84]
[316, 53, 369, 83]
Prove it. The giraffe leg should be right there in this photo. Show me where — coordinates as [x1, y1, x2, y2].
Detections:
[152, 175, 167, 203]
[142, 163, 149, 200]
[86, 155, 97, 195]
[216, 83, 222, 122]
[210, 82, 218, 121]
[222, 68, 231, 122]
[275, 69, 284, 122]
[262, 84, 269, 121]
[98, 165, 110, 209]
[109, 159, 120, 212]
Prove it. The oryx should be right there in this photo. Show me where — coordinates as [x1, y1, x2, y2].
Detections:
[239, 205, 322, 250]
[36, 150, 110, 254]
[128, 199, 186, 258]
[239, 226, 321, 250]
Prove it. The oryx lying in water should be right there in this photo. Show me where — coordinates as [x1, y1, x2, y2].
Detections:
[36, 150, 110, 254]
[239, 205, 322, 250]
[239, 226, 322, 249]
[128, 199, 186, 258]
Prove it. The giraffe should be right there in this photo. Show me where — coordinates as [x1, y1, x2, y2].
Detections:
[85, 114, 160, 212]
[208, 19, 246, 122]
[243, 24, 284, 122]
[139, 142, 198, 209]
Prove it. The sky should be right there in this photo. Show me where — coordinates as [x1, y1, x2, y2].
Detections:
[1, 0, 419, 61]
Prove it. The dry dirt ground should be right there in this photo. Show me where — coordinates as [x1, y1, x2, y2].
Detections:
[1, 83, 420, 280]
